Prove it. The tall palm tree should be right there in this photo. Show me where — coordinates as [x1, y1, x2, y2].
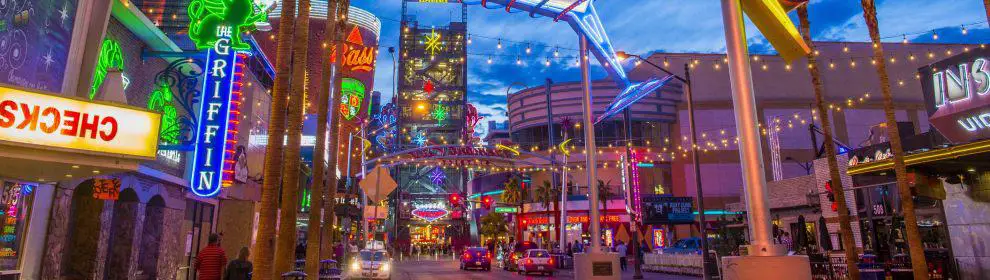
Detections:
[273, 0, 312, 276]
[860, 1, 928, 279]
[501, 177, 523, 241]
[252, 0, 296, 278]
[597, 180, 611, 216]
[319, 0, 350, 261]
[535, 181, 555, 247]
[984, 0, 990, 25]
[797, 6, 860, 279]
[305, 0, 340, 277]
[480, 211, 509, 244]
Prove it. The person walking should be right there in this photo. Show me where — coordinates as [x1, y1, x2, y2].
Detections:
[616, 241, 628, 272]
[195, 234, 228, 280]
[224, 247, 253, 280]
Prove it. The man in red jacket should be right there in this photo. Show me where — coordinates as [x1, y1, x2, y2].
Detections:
[195, 234, 227, 280]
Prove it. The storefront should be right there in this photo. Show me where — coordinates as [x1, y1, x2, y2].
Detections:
[843, 47, 990, 279]
[520, 210, 631, 248]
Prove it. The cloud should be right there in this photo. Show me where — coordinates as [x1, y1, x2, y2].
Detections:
[818, 0, 987, 42]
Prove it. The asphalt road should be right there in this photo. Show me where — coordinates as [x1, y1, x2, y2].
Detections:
[382, 258, 702, 280]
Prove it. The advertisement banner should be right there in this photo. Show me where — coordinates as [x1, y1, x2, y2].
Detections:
[0, 0, 78, 93]
[641, 195, 695, 225]
[920, 49, 990, 143]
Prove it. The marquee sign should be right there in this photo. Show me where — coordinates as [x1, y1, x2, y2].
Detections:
[0, 86, 160, 158]
[190, 26, 249, 197]
[411, 202, 449, 222]
[408, 146, 515, 159]
[522, 215, 623, 225]
[922, 50, 990, 144]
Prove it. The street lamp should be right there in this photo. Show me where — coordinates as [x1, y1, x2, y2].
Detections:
[616, 51, 714, 280]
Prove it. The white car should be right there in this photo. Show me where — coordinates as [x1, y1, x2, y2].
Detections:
[515, 249, 555, 276]
[348, 250, 391, 279]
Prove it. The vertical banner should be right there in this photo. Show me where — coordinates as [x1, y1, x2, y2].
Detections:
[190, 26, 248, 197]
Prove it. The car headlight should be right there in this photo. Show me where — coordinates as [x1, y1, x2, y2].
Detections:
[351, 262, 360, 271]
[381, 262, 390, 271]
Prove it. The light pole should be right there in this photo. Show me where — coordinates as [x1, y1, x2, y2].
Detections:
[616, 51, 710, 279]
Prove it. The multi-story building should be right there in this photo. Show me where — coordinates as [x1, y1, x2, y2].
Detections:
[505, 41, 974, 246]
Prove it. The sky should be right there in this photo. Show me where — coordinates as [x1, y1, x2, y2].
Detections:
[348, 0, 990, 138]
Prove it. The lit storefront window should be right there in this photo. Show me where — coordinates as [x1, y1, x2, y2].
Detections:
[0, 180, 35, 270]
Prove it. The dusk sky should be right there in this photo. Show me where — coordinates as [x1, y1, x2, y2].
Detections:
[349, 0, 989, 137]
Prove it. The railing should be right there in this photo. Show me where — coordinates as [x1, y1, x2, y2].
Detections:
[642, 253, 704, 276]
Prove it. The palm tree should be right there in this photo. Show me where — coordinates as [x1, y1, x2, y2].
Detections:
[480, 211, 510, 243]
[273, 0, 312, 276]
[252, 0, 296, 278]
[535, 181, 555, 247]
[797, 6, 860, 279]
[501, 177, 523, 240]
[597, 179, 612, 218]
[319, 0, 350, 261]
[305, 0, 340, 277]
[860, 1, 928, 279]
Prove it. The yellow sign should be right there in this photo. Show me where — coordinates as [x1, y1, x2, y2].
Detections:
[742, 0, 811, 62]
[0, 86, 161, 158]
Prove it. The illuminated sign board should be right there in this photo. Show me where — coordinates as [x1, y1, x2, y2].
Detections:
[494, 206, 518, 213]
[641, 196, 695, 225]
[0, 87, 160, 158]
[411, 202, 449, 222]
[190, 26, 248, 197]
[522, 215, 622, 225]
[922, 50, 990, 144]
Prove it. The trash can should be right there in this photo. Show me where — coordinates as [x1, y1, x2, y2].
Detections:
[281, 271, 307, 280]
[319, 259, 341, 279]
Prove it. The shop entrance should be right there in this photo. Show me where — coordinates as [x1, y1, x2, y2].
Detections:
[105, 188, 139, 280]
[64, 180, 106, 280]
[138, 195, 166, 279]
[410, 224, 449, 256]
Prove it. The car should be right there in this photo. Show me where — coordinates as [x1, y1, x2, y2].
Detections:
[459, 247, 492, 271]
[501, 241, 539, 271]
[515, 249, 555, 276]
[348, 249, 391, 279]
[663, 237, 703, 255]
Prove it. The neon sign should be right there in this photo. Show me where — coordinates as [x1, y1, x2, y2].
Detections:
[147, 83, 180, 144]
[339, 78, 366, 120]
[339, 26, 377, 72]
[424, 28, 443, 56]
[187, 0, 268, 50]
[925, 54, 990, 143]
[411, 202, 449, 222]
[190, 26, 249, 197]
[431, 103, 448, 125]
[90, 38, 124, 100]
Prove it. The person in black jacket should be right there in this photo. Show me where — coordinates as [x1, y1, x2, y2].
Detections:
[224, 247, 253, 280]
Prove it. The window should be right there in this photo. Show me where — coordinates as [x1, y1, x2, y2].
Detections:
[529, 250, 549, 258]
[360, 251, 385, 261]
[0, 180, 36, 271]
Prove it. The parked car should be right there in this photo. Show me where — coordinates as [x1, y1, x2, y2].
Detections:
[502, 241, 539, 271]
[459, 247, 492, 271]
[663, 237, 703, 254]
[349, 249, 391, 279]
[515, 249, 555, 276]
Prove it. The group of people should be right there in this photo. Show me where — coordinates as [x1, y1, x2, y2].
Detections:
[564, 239, 651, 272]
[194, 234, 253, 280]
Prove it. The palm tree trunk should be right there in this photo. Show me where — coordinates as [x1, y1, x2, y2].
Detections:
[984, 0, 990, 26]
[273, 0, 311, 276]
[252, 0, 296, 278]
[305, 1, 339, 277]
[860, 1, 929, 279]
[319, 0, 349, 261]
[797, 6, 860, 280]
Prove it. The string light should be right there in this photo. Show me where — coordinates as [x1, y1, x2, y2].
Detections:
[525, 43, 532, 54]
[497, 39, 502, 49]
[553, 47, 559, 57]
[902, 35, 908, 44]
[962, 25, 968, 35]
[932, 30, 939, 40]
[487, 56, 493, 64]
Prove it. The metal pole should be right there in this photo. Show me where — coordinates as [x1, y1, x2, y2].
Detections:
[560, 148, 568, 253]
[685, 63, 712, 279]
[579, 35, 601, 254]
[545, 78, 558, 249]
[345, 131, 354, 251]
[720, 0, 780, 256]
[623, 107, 643, 279]
[361, 126, 368, 244]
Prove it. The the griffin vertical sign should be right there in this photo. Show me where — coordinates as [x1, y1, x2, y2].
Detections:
[190, 26, 248, 197]
[921, 48, 990, 143]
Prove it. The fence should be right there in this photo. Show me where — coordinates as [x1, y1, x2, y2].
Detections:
[642, 253, 704, 276]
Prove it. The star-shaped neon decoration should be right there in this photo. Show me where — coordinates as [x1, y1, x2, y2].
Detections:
[424, 28, 443, 56]
[432, 103, 448, 125]
[423, 80, 435, 94]
[412, 130, 427, 146]
[430, 167, 446, 185]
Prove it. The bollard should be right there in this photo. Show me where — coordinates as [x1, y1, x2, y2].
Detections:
[281, 271, 307, 280]
[319, 259, 341, 279]
[294, 259, 306, 271]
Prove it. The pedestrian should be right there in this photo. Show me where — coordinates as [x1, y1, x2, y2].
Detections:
[616, 241, 628, 272]
[224, 247, 253, 280]
[781, 232, 793, 252]
[195, 234, 228, 280]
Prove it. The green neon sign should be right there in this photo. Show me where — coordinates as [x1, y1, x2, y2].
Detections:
[147, 83, 181, 144]
[187, 0, 268, 50]
[432, 103, 448, 125]
[339, 78, 366, 120]
[494, 206, 518, 213]
[90, 38, 124, 100]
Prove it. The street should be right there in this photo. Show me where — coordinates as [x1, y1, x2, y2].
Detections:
[382, 258, 701, 280]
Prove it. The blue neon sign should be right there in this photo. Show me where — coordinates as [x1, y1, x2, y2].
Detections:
[190, 26, 247, 197]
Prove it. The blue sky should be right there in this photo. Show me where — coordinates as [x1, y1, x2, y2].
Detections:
[349, 0, 989, 137]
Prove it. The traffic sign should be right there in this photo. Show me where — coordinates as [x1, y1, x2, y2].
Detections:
[494, 206, 518, 213]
